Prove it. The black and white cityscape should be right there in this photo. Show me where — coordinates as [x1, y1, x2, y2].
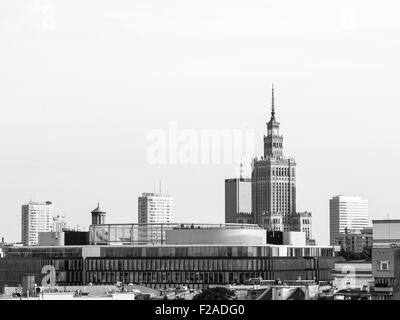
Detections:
[1, 0, 400, 303]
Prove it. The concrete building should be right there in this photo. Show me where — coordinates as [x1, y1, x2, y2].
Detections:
[1, 284, 158, 300]
[367, 221, 400, 299]
[369, 220, 400, 299]
[21, 201, 54, 246]
[331, 262, 373, 291]
[0, 242, 337, 289]
[90, 223, 260, 246]
[252, 86, 297, 231]
[261, 212, 283, 232]
[52, 215, 71, 232]
[266, 231, 283, 245]
[289, 212, 312, 240]
[336, 227, 373, 253]
[371, 246, 400, 300]
[329, 195, 369, 246]
[39, 232, 65, 246]
[225, 280, 322, 300]
[165, 226, 266, 245]
[282, 231, 306, 246]
[372, 220, 400, 248]
[2, 207, 338, 290]
[138, 193, 174, 244]
[38, 231, 89, 246]
[225, 178, 252, 224]
[138, 193, 174, 224]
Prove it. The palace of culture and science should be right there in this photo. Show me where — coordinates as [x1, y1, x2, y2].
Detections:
[225, 86, 313, 242]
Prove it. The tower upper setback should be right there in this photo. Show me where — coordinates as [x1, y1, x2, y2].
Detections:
[252, 85, 297, 228]
[264, 85, 283, 158]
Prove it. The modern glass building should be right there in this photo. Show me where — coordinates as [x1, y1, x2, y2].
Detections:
[89, 223, 261, 245]
[0, 244, 336, 289]
[329, 195, 369, 246]
[225, 178, 253, 224]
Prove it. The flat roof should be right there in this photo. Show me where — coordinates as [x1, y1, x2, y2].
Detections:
[225, 178, 252, 182]
[9, 244, 334, 249]
[372, 220, 400, 224]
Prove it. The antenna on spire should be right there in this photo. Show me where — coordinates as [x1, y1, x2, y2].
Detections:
[271, 83, 275, 119]
[159, 180, 162, 194]
[239, 159, 244, 179]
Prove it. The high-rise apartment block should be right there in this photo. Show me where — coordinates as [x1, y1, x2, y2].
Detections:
[138, 193, 174, 224]
[225, 178, 253, 224]
[329, 195, 369, 246]
[21, 201, 54, 246]
[138, 193, 174, 245]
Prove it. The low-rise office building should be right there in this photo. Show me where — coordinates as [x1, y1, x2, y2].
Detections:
[0, 223, 338, 290]
[38, 231, 89, 246]
[89, 223, 261, 246]
[371, 246, 400, 300]
[331, 261, 373, 291]
[370, 220, 400, 299]
[0, 243, 337, 290]
[373, 220, 400, 248]
[165, 227, 266, 245]
[336, 228, 372, 253]
[282, 231, 306, 246]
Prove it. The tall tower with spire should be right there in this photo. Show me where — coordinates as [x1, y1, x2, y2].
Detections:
[264, 85, 284, 158]
[251, 85, 297, 231]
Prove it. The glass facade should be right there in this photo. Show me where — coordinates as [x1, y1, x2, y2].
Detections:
[89, 223, 262, 245]
[84, 256, 332, 289]
[0, 244, 336, 289]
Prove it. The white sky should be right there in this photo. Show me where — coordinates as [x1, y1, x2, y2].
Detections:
[1, 0, 400, 244]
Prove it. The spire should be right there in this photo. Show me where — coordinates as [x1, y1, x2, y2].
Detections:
[271, 83, 275, 120]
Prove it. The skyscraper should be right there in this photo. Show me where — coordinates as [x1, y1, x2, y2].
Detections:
[329, 195, 369, 246]
[138, 192, 174, 245]
[21, 201, 54, 246]
[225, 178, 252, 224]
[138, 193, 174, 224]
[252, 86, 297, 231]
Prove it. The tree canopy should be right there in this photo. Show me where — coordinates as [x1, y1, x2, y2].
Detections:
[193, 287, 236, 300]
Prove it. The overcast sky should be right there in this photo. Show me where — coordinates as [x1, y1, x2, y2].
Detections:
[1, 0, 400, 245]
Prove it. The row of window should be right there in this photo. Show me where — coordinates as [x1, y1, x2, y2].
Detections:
[254, 168, 295, 177]
[85, 257, 326, 272]
[84, 270, 323, 286]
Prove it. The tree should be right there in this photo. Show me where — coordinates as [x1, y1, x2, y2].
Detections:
[193, 287, 236, 300]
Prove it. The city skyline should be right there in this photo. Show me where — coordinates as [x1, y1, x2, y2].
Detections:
[1, 0, 400, 246]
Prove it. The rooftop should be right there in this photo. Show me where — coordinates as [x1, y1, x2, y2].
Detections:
[91, 203, 106, 214]
[372, 220, 400, 224]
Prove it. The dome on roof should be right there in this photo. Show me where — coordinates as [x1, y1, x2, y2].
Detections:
[91, 203, 106, 214]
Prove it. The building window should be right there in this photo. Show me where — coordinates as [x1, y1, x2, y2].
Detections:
[378, 260, 390, 271]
